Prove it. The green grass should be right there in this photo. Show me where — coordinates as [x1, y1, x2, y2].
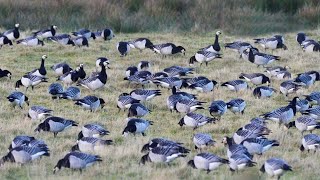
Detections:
[0, 30, 319, 180]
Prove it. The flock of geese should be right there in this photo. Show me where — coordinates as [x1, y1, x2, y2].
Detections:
[1, 23, 320, 179]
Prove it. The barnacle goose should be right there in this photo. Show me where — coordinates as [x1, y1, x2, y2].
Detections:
[254, 35, 287, 52]
[228, 153, 256, 172]
[33, 25, 57, 39]
[140, 146, 187, 164]
[253, 86, 277, 98]
[34, 116, 78, 137]
[189, 78, 217, 93]
[125, 66, 139, 78]
[265, 66, 290, 76]
[0, 35, 13, 48]
[245, 47, 280, 67]
[152, 43, 186, 57]
[239, 73, 270, 86]
[261, 97, 298, 125]
[78, 124, 109, 140]
[294, 73, 315, 87]
[3, 23, 20, 41]
[7, 91, 29, 108]
[124, 71, 150, 87]
[305, 91, 320, 105]
[130, 89, 161, 101]
[71, 137, 112, 153]
[101, 28, 115, 41]
[240, 122, 271, 134]
[28, 55, 47, 77]
[221, 80, 248, 92]
[178, 113, 215, 129]
[73, 36, 89, 47]
[28, 105, 53, 120]
[302, 106, 320, 120]
[221, 136, 253, 159]
[286, 116, 320, 135]
[58, 86, 80, 100]
[141, 138, 187, 153]
[260, 158, 292, 179]
[77, 62, 108, 91]
[301, 39, 320, 52]
[74, 95, 105, 112]
[48, 34, 74, 46]
[117, 41, 130, 57]
[8, 135, 47, 150]
[193, 133, 215, 150]
[175, 98, 204, 113]
[51, 62, 72, 76]
[57, 69, 81, 86]
[53, 152, 101, 173]
[201, 31, 221, 53]
[0, 146, 49, 165]
[72, 29, 96, 39]
[15, 74, 47, 91]
[225, 41, 251, 53]
[128, 103, 151, 118]
[137, 61, 150, 71]
[0, 68, 11, 79]
[153, 77, 183, 89]
[226, 98, 246, 114]
[299, 71, 320, 82]
[189, 50, 221, 66]
[17, 36, 44, 46]
[163, 66, 193, 77]
[300, 134, 320, 152]
[167, 93, 188, 113]
[122, 118, 153, 136]
[209, 100, 227, 119]
[294, 98, 309, 113]
[232, 129, 266, 144]
[188, 153, 228, 173]
[96, 57, 110, 71]
[296, 32, 308, 45]
[280, 80, 300, 96]
[171, 86, 197, 99]
[129, 38, 154, 52]
[117, 93, 140, 111]
[242, 138, 279, 155]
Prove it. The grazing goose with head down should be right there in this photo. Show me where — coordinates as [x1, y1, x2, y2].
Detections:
[189, 78, 217, 93]
[7, 91, 29, 108]
[58, 86, 81, 100]
[74, 95, 105, 112]
[228, 153, 256, 172]
[254, 35, 287, 52]
[99, 28, 115, 41]
[117, 93, 140, 111]
[140, 146, 188, 164]
[71, 137, 112, 153]
[188, 153, 228, 173]
[179, 113, 215, 129]
[300, 134, 320, 153]
[130, 89, 161, 102]
[239, 73, 270, 86]
[253, 86, 276, 98]
[301, 39, 320, 52]
[245, 48, 280, 67]
[53, 152, 101, 173]
[17, 36, 44, 46]
[28, 55, 47, 77]
[72, 29, 96, 39]
[34, 116, 78, 137]
[153, 43, 186, 57]
[221, 80, 248, 92]
[280, 80, 300, 96]
[242, 138, 279, 155]
[286, 116, 320, 135]
[8, 135, 48, 150]
[122, 118, 153, 136]
[189, 50, 221, 66]
[0, 146, 49, 165]
[77, 62, 108, 91]
[175, 98, 204, 113]
[28, 105, 53, 120]
[73, 36, 89, 47]
[296, 32, 308, 45]
[209, 100, 227, 119]
[78, 124, 109, 140]
[128, 103, 151, 118]
[141, 138, 187, 153]
[265, 66, 290, 76]
[302, 106, 320, 120]
[129, 38, 154, 52]
[3, 23, 20, 41]
[305, 91, 320, 105]
[193, 133, 215, 151]
[0, 35, 13, 48]
[0, 68, 12, 79]
[48, 34, 74, 46]
[117, 41, 130, 57]
[226, 98, 246, 114]
[15, 74, 48, 91]
[260, 158, 292, 179]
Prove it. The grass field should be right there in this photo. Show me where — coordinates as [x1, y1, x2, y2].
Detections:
[0, 30, 319, 180]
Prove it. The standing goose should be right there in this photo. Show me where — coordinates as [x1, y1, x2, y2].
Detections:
[226, 98, 246, 114]
[0, 68, 12, 79]
[53, 152, 101, 173]
[117, 93, 140, 111]
[188, 153, 228, 173]
[72, 29, 96, 39]
[58, 86, 81, 100]
[122, 118, 153, 136]
[28, 105, 53, 120]
[221, 80, 248, 92]
[48, 34, 74, 46]
[130, 89, 161, 102]
[228, 153, 256, 172]
[305, 91, 320, 105]
[73, 36, 89, 47]
[34, 116, 78, 137]
[179, 113, 215, 129]
[175, 98, 204, 113]
[140, 146, 187, 164]
[253, 86, 277, 98]
[74, 95, 105, 112]
[51, 62, 72, 76]
[254, 35, 287, 52]
[260, 158, 292, 179]
[17, 36, 44, 46]
[189, 50, 221, 66]
[296, 32, 308, 45]
[302, 106, 320, 120]
[209, 100, 227, 119]
[152, 43, 186, 57]
[129, 38, 154, 52]
[193, 133, 215, 151]
[28, 55, 47, 77]
[117, 41, 130, 57]
[0, 35, 13, 48]
[7, 91, 29, 108]
[77, 62, 108, 91]
[280, 80, 300, 96]
[3, 23, 20, 41]
[15, 74, 48, 91]
[246, 48, 280, 67]
[33, 25, 57, 39]
[71, 137, 112, 153]
[201, 31, 221, 53]
[0, 146, 49, 165]
[239, 73, 270, 86]
[189, 78, 218, 93]
[128, 103, 151, 118]
[286, 116, 320, 135]
[78, 124, 109, 140]
[242, 138, 279, 155]
[300, 134, 320, 152]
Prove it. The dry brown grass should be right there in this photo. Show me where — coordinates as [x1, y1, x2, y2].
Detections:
[0, 31, 319, 179]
